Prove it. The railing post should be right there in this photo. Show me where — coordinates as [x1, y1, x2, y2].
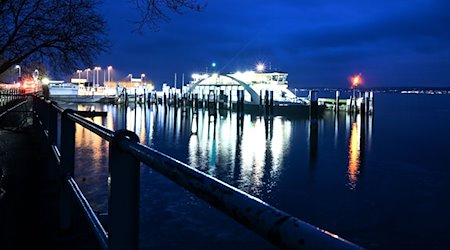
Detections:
[108, 130, 140, 250]
[60, 109, 76, 230]
[32, 96, 39, 129]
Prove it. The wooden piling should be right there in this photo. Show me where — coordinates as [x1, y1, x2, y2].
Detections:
[335, 90, 340, 112]
[360, 91, 366, 118]
[368, 91, 374, 114]
[309, 90, 318, 119]
[269, 90, 274, 115]
[265, 90, 269, 115]
[163, 93, 167, 108]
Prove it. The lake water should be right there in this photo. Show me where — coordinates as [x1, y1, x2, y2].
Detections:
[60, 92, 450, 250]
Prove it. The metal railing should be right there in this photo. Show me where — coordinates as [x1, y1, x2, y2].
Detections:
[32, 95, 364, 250]
[0, 88, 21, 109]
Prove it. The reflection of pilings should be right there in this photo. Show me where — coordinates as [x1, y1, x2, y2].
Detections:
[334, 110, 339, 147]
[219, 90, 225, 110]
[143, 89, 146, 104]
[236, 89, 244, 115]
[236, 113, 244, 137]
[163, 93, 167, 109]
[359, 114, 366, 174]
[309, 118, 318, 167]
[202, 93, 206, 108]
[207, 112, 217, 139]
[265, 90, 269, 115]
[173, 106, 178, 139]
[208, 89, 217, 117]
[269, 91, 274, 115]
[163, 105, 168, 132]
[368, 91, 374, 115]
[367, 110, 373, 151]
[264, 116, 273, 140]
[308, 90, 319, 166]
[259, 90, 263, 106]
[364, 92, 369, 116]
[134, 103, 137, 131]
[335, 90, 340, 112]
[229, 90, 233, 112]
[193, 93, 199, 114]
[264, 90, 274, 116]
[173, 93, 178, 108]
[191, 113, 198, 135]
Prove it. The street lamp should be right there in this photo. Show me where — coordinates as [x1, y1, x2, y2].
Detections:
[15, 65, 21, 82]
[33, 69, 39, 81]
[141, 73, 145, 82]
[107, 66, 113, 83]
[85, 68, 91, 83]
[94, 67, 101, 87]
[76, 70, 82, 80]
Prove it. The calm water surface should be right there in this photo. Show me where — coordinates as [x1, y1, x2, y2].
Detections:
[60, 93, 450, 250]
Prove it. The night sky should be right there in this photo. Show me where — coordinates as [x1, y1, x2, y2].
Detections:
[96, 0, 450, 89]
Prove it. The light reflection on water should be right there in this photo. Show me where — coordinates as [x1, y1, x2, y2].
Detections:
[348, 120, 361, 189]
[187, 113, 292, 195]
[57, 93, 450, 249]
[62, 100, 373, 247]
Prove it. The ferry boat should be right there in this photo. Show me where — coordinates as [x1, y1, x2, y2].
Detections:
[175, 66, 319, 116]
[186, 67, 309, 105]
[47, 81, 78, 96]
[47, 81, 114, 103]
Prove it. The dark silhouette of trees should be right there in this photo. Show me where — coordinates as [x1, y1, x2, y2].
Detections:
[0, 0, 108, 77]
[0, 0, 205, 78]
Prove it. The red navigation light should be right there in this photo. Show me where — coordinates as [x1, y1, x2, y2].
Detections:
[351, 73, 362, 88]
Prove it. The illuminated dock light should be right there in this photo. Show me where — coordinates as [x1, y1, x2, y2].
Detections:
[351, 73, 362, 88]
[256, 63, 265, 72]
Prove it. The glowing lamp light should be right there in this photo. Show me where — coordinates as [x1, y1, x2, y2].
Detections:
[42, 77, 49, 85]
[351, 73, 362, 88]
[256, 63, 265, 72]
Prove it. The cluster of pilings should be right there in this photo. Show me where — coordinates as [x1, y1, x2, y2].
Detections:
[116, 87, 376, 124]
[259, 90, 275, 116]
[345, 89, 374, 116]
[123, 89, 259, 119]
[319, 90, 375, 116]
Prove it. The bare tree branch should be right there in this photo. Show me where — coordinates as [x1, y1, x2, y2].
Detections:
[0, 0, 108, 77]
[130, 0, 207, 33]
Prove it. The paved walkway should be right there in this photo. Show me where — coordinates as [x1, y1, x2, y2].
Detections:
[0, 99, 99, 250]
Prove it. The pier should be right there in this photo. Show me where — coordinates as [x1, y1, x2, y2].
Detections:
[0, 86, 365, 249]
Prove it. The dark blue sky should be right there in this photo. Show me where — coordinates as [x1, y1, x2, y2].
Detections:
[96, 0, 450, 89]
